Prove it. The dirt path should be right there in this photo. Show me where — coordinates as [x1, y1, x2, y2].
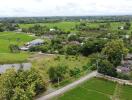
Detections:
[111, 84, 121, 100]
[36, 71, 97, 100]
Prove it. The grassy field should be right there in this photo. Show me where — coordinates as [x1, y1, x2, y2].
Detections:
[55, 78, 132, 100]
[0, 32, 35, 64]
[19, 21, 79, 32]
[0, 32, 35, 53]
[32, 54, 90, 80]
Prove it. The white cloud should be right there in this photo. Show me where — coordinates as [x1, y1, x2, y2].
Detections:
[0, 0, 132, 17]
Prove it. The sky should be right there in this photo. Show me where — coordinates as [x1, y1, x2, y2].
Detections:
[0, 0, 132, 17]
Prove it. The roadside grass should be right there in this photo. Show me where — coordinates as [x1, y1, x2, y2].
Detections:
[0, 32, 35, 53]
[0, 52, 30, 64]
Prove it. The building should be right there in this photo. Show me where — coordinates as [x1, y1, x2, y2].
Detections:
[119, 26, 124, 30]
[20, 39, 44, 51]
[50, 28, 56, 32]
[26, 39, 44, 48]
[117, 61, 131, 74]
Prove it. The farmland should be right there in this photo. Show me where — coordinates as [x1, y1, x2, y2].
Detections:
[55, 78, 132, 100]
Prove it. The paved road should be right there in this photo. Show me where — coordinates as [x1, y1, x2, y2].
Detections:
[37, 71, 97, 100]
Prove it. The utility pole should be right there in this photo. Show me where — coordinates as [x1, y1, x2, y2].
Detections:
[122, 54, 124, 64]
[96, 60, 99, 71]
[58, 77, 60, 86]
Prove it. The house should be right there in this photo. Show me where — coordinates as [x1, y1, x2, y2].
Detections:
[50, 28, 56, 32]
[19, 46, 29, 51]
[117, 61, 131, 74]
[20, 39, 44, 51]
[69, 41, 80, 45]
[125, 54, 132, 60]
[26, 39, 44, 48]
[119, 26, 124, 30]
[68, 33, 76, 38]
[15, 29, 22, 33]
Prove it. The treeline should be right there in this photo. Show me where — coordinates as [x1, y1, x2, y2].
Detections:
[0, 15, 132, 24]
[0, 23, 19, 32]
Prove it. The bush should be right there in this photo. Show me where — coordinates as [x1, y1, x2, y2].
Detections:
[48, 65, 68, 83]
[65, 44, 81, 55]
[82, 63, 91, 71]
[90, 65, 97, 71]
[9, 44, 20, 53]
[117, 73, 130, 80]
[69, 67, 81, 77]
[98, 60, 117, 77]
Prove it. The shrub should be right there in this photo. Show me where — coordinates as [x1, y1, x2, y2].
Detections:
[117, 73, 130, 80]
[48, 65, 68, 83]
[9, 44, 20, 53]
[69, 67, 81, 77]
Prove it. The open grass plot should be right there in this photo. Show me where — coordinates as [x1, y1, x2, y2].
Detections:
[55, 78, 132, 100]
[32, 54, 90, 80]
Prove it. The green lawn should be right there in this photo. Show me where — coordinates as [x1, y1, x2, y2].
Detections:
[55, 78, 132, 100]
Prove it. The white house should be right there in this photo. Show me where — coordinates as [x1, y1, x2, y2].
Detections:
[120, 26, 124, 30]
[50, 28, 56, 32]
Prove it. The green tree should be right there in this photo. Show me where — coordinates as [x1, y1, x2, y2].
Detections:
[69, 67, 81, 77]
[66, 44, 81, 55]
[0, 68, 46, 100]
[68, 34, 79, 41]
[48, 65, 68, 83]
[98, 60, 117, 77]
[81, 39, 106, 56]
[102, 39, 128, 67]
